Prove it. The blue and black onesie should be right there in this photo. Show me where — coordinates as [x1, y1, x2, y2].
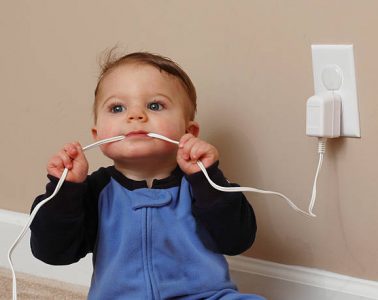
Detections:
[30, 162, 265, 299]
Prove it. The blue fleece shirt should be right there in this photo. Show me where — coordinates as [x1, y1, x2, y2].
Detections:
[30, 163, 263, 299]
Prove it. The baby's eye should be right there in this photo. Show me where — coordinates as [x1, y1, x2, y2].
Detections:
[110, 104, 126, 113]
[147, 102, 164, 111]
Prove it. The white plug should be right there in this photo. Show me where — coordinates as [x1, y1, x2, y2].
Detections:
[306, 91, 341, 138]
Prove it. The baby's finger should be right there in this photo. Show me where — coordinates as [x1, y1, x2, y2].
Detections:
[74, 142, 86, 158]
[63, 143, 79, 159]
[58, 149, 74, 169]
[47, 155, 63, 170]
[47, 155, 65, 176]
[180, 137, 198, 160]
[189, 141, 209, 160]
[178, 133, 194, 149]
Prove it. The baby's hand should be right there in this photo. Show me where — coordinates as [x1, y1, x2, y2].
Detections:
[177, 134, 219, 175]
[47, 142, 89, 183]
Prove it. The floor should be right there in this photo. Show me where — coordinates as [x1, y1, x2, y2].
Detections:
[0, 267, 87, 300]
[0, 267, 372, 300]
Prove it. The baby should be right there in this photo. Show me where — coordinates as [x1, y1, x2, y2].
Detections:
[30, 51, 265, 299]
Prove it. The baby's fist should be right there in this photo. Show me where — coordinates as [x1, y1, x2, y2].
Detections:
[177, 134, 219, 175]
[47, 142, 88, 183]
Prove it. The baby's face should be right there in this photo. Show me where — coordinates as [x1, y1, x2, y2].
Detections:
[92, 63, 195, 163]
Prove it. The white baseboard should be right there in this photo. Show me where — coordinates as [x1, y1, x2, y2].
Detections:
[1, 209, 377, 299]
[0, 209, 92, 287]
[227, 254, 378, 300]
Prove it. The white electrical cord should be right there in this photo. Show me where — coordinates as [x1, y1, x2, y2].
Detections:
[9, 133, 325, 299]
[148, 133, 326, 218]
[7, 135, 125, 300]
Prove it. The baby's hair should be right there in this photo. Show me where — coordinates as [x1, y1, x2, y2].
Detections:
[93, 48, 197, 122]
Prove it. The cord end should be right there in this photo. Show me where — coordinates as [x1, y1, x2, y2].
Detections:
[318, 137, 327, 154]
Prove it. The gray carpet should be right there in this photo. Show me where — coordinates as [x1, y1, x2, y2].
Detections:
[0, 267, 88, 299]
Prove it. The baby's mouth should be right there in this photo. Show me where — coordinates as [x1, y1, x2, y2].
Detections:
[125, 130, 149, 138]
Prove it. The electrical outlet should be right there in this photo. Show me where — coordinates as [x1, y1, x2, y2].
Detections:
[311, 45, 361, 137]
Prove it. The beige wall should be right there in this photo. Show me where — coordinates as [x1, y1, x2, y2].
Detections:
[1, 0, 377, 281]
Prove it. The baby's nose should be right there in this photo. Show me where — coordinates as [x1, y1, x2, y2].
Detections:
[127, 108, 147, 121]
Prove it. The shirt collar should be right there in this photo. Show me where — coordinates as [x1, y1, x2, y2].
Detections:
[107, 165, 184, 191]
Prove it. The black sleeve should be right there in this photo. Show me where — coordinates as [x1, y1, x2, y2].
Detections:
[30, 170, 107, 265]
[187, 161, 257, 256]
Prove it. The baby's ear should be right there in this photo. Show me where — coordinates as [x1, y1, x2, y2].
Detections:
[91, 126, 98, 140]
[186, 121, 199, 137]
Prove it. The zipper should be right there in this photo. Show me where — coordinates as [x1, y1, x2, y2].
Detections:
[143, 207, 159, 300]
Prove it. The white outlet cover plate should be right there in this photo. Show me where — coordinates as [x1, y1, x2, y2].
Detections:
[311, 45, 361, 137]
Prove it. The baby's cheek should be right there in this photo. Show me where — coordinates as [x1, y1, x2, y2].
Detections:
[164, 125, 186, 141]
[99, 143, 124, 160]
[96, 126, 119, 140]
